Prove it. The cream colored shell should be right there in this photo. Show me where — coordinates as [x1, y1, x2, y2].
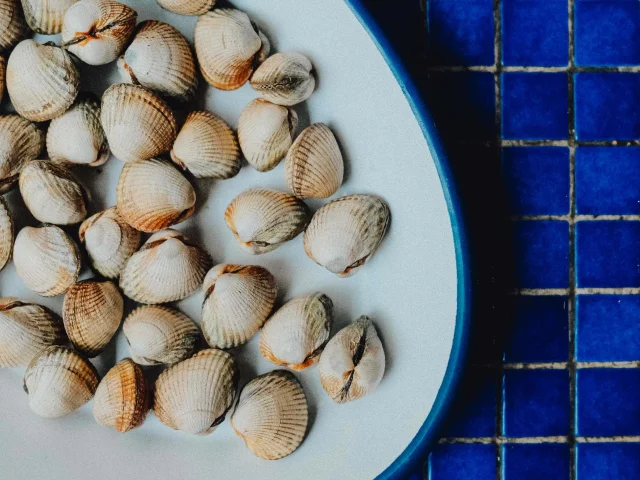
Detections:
[157, 0, 214, 16]
[21, 0, 78, 34]
[0, 114, 44, 192]
[0, 197, 13, 271]
[250, 52, 315, 106]
[0, 0, 29, 51]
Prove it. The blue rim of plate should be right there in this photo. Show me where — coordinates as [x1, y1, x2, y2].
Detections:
[342, 1, 473, 478]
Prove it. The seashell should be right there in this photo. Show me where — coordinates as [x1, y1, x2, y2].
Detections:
[13, 225, 81, 296]
[47, 93, 109, 167]
[318, 316, 385, 404]
[304, 194, 390, 277]
[20, 0, 78, 34]
[201, 264, 277, 349]
[260, 292, 333, 371]
[79, 207, 142, 278]
[62, 280, 123, 357]
[24, 346, 99, 418]
[0, 197, 13, 270]
[120, 229, 212, 304]
[285, 123, 344, 199]
[194, 9, 270, 91]
[61, 0, 137, 66]
[231, 370, 308, 460]
[116, 157, 196, 232]
[118, 20, 197, 101]
[154, 349, 238, 435]
[19, 160, 88, 225]
[0, 298, 65, 367]
[250, 52, 315, 107]
[238, 98, 298, 172]
[157, 0, 214, 16]
[0, 57, 4, 105]
[123, 305, 199, 365]
[170, 110, 240, 179]
[6, 40, 79, 122]
[93, 358, 149, 432]
[0, 114, 44, 192]
[101, 83, 177, 163]
[0, 0, 29, 51]
[224, 189, 309, 255]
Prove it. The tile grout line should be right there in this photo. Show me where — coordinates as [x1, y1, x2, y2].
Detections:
[439, 436, 640, 445]
[425, 65, 640, 73]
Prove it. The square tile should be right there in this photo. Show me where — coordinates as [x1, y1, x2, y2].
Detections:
[577, 443, 640, 480]
[575, 73, 640, 141]
[429, 444, 496, 480]
[503, 444, 570, 480]
[575, 221, 640, 288]
[502, 73, 569, 140]
[502, 147, 570, 215]
[575, 0, 640, 66]
[444, 368, 497, 437]
[503, 369, 570, 437]
[577, 369, 640, 436]
[502, 0, 569, 66]
[577, 295, 640, 361]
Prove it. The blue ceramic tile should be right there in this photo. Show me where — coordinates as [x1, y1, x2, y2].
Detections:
[505, 296, 569, 363]
[429, 444, 496, 480]
[575, 221, 640, 288]
[512, 221, 569, 288]
[502, 147, 570, 215]
[577, 295, 640, 361]
[575, 73, 640, 141]
[576, 147, 640, 215]
[577, 369, 640, 436]
[577, 443, 640, 480]
[502, 0, 569, 67]
[445, 368, 497, 437]
[502, 73, 569, 140]
[575, 0, 640, 66]
[503, 370, 570, 437]
[502, 444, 570, 480]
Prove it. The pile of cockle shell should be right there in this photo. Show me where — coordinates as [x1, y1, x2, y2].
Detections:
[0, 0, 390, 461]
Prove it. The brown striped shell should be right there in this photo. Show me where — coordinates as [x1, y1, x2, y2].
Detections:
[0, 197, 13, 271]
[0, 114, 44, 193]
[156, 0, 214, 16]
[20, 0, 78, 34]
[0, 57, 4, 104]
[250, 52, 315, 107]
[0, 0, 29, 51]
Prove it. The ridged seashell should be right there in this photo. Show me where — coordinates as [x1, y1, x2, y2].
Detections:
[194, 9, 270, 91]
[231, 370, 308, 460]
[101, 83, 177, 163]
[250, 52, 315, 107]
[304, 195, 390, 277]
[170, 111, 240, 179]
[260, 292, 333, 371]
[116, 157, 196, 232]
[118, 20, 197, 101]
[0, 0, 29, 51]
[13, 225, 81, 296]
[224, 189, 309, 255]
[79, 207, 142, 278]
[0, 57, 4, 104]
[0, 298, 65, 367]
[21, 0, 78, 33]
[19, 160, 87, 225]
[318, 316, 385, 404]
[6, 40, 79, 122]
[0, 197, 13, 270]
[154, 349, 238, 435]
[62, 280, 123, 357]
[201, 264, 277, 349]
[157, 0, 214, 16]
[93, 358, 149, 432]
[120, 229, 212, 304]
[61, 0, 137, 66]
[123, 305, 199, 365]
[238, 99, 298, 172]
[0, 114, 44, 192]
[24, 346, 99, 418]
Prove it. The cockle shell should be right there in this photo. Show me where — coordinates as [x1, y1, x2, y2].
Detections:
[0, 298, 65, 367]
[20, 0, 78, 34]
[6, 40, 80, 122]
[170, 110, 240, 179]
[14, 225, 81, 296]
[318, 316, 385, 404]
[116, 157, 196, 232]
[24, 346, 99, 418]
[231, 370, 309, 460]
[79, 207, 142, 278]
[123, 305, 199, 365]
[93, 358, 149, 432]
[0, 57, 4, 104]
[120, 229, 212, 304]
[61, 0, 137, 66]
[260, 292, 333, 371]
[154, 349, 238, 435]
[238, 98, 298, 172]
[194, 9, 270, 91]
[250, 52, 315, 107]
[0, 0, 29, 51]
[118, 20, 198, 101]
[0, 114, 44, 192]
[304, 194, 390, 277]
[0, 197, 13, 270]
[157, 0, 214, 16]
[62, 280, 123, 357]
[224, 189, 309, 254]
[101, 83, 177, 163]
[201, 264, 277, 349]
[19, 160, 88, 225]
